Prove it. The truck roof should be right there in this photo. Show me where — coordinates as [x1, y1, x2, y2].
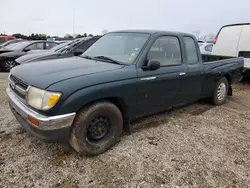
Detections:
[110, 29, 193, 37]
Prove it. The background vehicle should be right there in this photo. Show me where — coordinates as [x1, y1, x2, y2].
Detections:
[25, 40, 71, 54]
[0, 36, 16, 44]
[0, 39, 26, 49]
[16, 36, 102, 65]
[199, 42, 213, 55]
[198, 40, 213, 44]
[212, 23, 250, 76]
[0, 40, 58, 71]
[7, 30, 243, 156]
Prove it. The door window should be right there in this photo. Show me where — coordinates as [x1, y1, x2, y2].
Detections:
[36, 42, 44, 49]
[0, 38, 5, 43]
[26, 42, 44, 50]
[147, 36, 182, 66]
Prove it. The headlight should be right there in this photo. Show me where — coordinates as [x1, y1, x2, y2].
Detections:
[27, 86, 61, 110]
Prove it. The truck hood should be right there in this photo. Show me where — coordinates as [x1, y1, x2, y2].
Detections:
[16, 51, 57, 64]
[11, 56, 124, 89]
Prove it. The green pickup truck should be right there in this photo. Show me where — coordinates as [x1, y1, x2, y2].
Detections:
[7, 30, 244, 156]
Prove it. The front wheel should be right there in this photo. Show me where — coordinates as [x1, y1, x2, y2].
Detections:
[212, 77, 229, 106]
[3, 59, 16, 72]
[71, 101, 123, 156]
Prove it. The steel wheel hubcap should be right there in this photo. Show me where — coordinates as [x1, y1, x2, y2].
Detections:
[217, 83, 226, 100]
[4, 60, 15, 70]
[87, 116, 109, 141]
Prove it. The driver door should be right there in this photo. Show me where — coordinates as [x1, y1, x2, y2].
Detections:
[136, 36, 186, 115]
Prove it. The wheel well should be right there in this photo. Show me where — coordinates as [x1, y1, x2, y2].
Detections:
[78, 97, 130, 132]
[0, 58, 14, 68]
[105, 97, 130, 131]
[224, 74, 231, 85]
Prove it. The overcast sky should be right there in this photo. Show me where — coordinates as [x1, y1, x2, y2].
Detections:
[1, 0, 250, 36]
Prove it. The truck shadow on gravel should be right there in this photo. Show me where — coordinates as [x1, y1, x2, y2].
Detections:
[130, 101, 214, 133]
[130, 92, 250, 134]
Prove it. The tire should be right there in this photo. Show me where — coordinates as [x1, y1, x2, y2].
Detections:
[3, 59, 16, 72]
[72, 101, 123, 156]
[212, 77, 229, 106]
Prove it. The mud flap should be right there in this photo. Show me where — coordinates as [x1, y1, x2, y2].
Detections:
[228, 86, 232, 96]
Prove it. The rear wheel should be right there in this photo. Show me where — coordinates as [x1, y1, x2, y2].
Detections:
[212, 77, 229, 105]
[71, 101, 123, 156]
[3, 59, 16, 72]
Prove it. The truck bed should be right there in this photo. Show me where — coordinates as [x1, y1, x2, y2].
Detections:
[202, 54, 236, 63]
[201, 55, 244, 97]
[202, 54, 244, 77]
[202, 54, 244, 76]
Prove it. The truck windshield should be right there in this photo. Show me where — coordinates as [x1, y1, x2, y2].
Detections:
[83, 32, 150, 64]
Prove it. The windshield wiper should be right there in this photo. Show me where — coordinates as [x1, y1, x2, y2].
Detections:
[82, 55, 93, 60]
[93, 56, 121, 64]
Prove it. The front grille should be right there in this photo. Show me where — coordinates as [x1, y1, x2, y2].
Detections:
[10, 75, 28, 90]
[9, 74, 29, 99]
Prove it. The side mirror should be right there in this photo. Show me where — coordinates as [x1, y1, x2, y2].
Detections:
[142, 60, 160, 70]
[23, 48, 31, 52]
[73, 49, 84, 56]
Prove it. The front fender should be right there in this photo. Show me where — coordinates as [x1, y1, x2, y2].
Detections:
[47, 78, 138, 116]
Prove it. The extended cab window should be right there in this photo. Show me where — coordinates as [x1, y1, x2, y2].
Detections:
[147, 36, 182, 66]
[183, 37, 198, 64]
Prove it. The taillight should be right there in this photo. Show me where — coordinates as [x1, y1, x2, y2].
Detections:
[213, 35, 218, 44]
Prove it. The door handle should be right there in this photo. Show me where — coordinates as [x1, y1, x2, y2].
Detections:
[140, 76, 156, 81]
[179, 72, 186, 77]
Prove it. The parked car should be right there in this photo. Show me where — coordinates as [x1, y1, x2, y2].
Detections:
[212, 23, 250, 77]
[0, 39, 26, 49]
[24, 40, 72, 54]
[7, 30, 244, 156]
[0, 40, 58, 71]
[199, 42, 213, 55]
[16, 36, 101, 65]
[0, 36, 16, 44]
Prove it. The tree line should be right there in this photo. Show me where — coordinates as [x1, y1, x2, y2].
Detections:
[0, 33, 95, 40]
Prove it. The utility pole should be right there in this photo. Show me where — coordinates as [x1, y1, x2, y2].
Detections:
[73, 8, 75, 36]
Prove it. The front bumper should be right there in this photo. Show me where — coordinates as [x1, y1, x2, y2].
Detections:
[6, 87, 76, 142]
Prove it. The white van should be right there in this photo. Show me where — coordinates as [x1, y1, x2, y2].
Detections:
[212, 23, 250, 76]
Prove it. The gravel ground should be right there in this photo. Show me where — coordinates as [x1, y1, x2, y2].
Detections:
[0, 73, 250, 188]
